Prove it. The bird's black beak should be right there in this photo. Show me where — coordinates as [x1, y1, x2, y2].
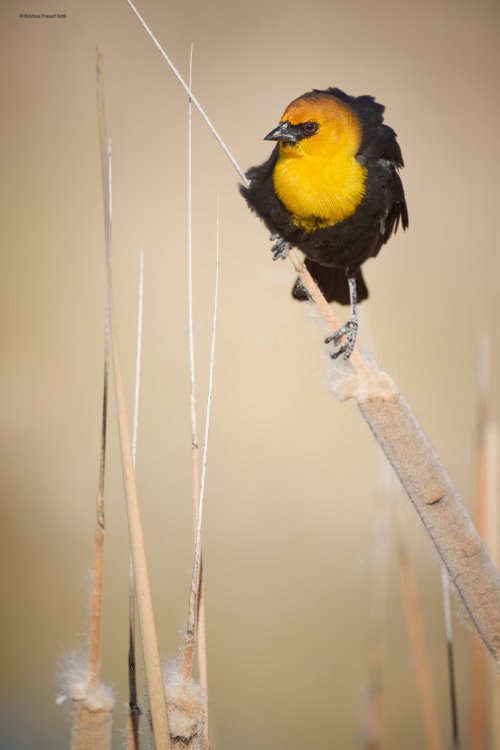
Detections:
[263, 121, 298, 144]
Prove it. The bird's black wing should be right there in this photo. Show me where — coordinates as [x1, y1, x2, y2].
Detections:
[337, 92, 409, 253]
[240, 145, 301, 239]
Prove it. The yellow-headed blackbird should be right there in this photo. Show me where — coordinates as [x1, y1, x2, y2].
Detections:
[240, 87, 408, 358]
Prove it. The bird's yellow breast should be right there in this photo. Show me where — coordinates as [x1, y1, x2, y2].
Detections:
[273, 150, 367, 231]
[272, 95, 368, 232]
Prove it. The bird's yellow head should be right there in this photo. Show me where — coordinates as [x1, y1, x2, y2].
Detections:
[264, 93, 367, 230]
[264, 93, 362, 160]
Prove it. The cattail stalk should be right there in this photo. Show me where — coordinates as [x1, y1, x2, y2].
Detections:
[66, 51, 114, 750]
[365, 475, 390, 749]
[395, 508, 443, 750]
[184, 43, 210, 750]
[105, 143, 171, 750]
[484, 422, 500, 750]
[182, 197, 220, 679]
[471, 336, 489, 750]
[97, 52, 171, 747]
[127, 250, 145, 750]
[441, 565, 460, 749]
[88, 205, 110, 694]
[292, 252, 500, 661]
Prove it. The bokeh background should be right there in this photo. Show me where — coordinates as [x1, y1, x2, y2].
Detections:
[1, 0, 499, 748]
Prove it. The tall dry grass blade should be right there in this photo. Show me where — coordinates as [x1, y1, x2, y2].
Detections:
[365, 463, 391, 749]
[483, 422, 500, 750]
[96, 59, 171, 744]
[182, 196, 220, 681]
[65, 51, 115, 750]
[196, 578, 209, 750]
[181, 39, 198, 682]
[471, 336, 489, 750]
[88, 171, 110, 694]
[395, 508, 444, 750]
[184, 43, 210, 750]
[127, 250, 145, 750]
[125, 0, 247, 184]
[441, 565, 460, 749]
[105, 142, 171, 750]
[123, 16, 500, 657]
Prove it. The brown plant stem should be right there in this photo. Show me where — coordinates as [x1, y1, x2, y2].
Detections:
[182, 47, 209, 748]
[471, 337, 489, 750]
[366, 657, 384, 750]
[107, 193, 171, 750]
[70, 699, 113, 750]
[483, 423, 500, 750]
[96, 51, 171, 747]
[365, 470, 390, 750]
[395, 512, 444, 750]
[89, 494, 106, 690]
[87, 49, 112, 696]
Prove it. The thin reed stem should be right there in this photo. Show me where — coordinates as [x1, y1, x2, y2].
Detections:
[365, 464, 391, 749]
[182, 197, 220, 679]
[483, 422, 500, 750]
[395, 511, 444, 750]
[184, 43, 210, 750]
[88, 279, 110, 690]
[105, 144, 171, 750]
[66, 51, 115, 750]
[471, 336, 490, 750]
[87, 45, 112, 697]
[97, 57, 171, 743]
[441, 566, 460, 749]
[127, 250, 145, 750]
[182, 41, 198, 681]
[126, 0, 247, 184]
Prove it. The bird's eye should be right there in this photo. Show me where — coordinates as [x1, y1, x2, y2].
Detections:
[303, 121, 319, 135]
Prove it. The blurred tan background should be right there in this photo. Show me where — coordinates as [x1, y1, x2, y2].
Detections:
[1, 0, 499, 747]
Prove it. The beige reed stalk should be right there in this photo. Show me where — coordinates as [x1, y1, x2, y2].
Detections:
[182, 42, 210, 750]
[126, 0, 500, 661]
[483, 422, 500, 750]
[471, 337, 489, 750]
[365, 466, 391, 750]
[106, 145, 171, 750]
[69, 285, 114, 750]
[66, 51, 114, 750]
[182, 197, 220, 686]
[126, 251, 144, 750]
[68, 323, 114, 750]
[395, 509, 444, 750]
[97, 54, 171, 748]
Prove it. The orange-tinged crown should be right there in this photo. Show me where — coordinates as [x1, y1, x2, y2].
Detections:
[280, 93, 362, 157]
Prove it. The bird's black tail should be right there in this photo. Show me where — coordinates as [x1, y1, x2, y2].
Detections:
[292, 259, 369, 305]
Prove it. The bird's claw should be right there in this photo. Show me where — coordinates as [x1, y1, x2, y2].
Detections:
[325, 318, 358, 360]
[270, 236, 291, 261]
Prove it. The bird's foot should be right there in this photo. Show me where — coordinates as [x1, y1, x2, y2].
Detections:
[325, 317, 358, 360]
[270, 234, 291, 261]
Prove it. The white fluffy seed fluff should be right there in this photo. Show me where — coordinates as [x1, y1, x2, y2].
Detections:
[163, 661, 205, 749]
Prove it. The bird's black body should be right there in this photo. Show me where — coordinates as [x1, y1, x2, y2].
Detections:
[240, 87, 408, 304]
